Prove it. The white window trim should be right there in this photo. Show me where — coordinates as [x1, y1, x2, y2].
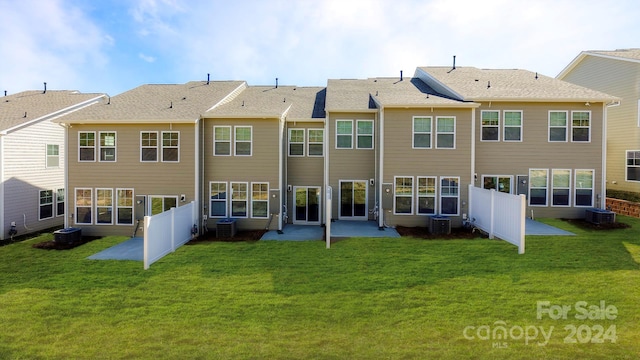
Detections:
[307, 128, 324, 157]
[95, 188, 114, 225]
[439, 176, 460, 216]
[551, 169, 572, 207]
[55, 188, 65, 217]
[161, 131, 180, 162]
[98, 131, 117, 162]
[140, 131, 159, 162]
[393, 176, 413, 215]
[529, 169, 549, 207]
[570, 110, 591, 143]
[417, 176, 437, 215]
[209, 181, 228, 218]
[548, 111, 569, 143]
[503, 110, 523, 142]
[234, 126, 252, 156]
[78, 131, 96, 162]
[38, 190, 54, 221]
[480, 110, 500, 142]
[46, 144, 60, 168]
[412, 116, 432, 149]
[335, 120, 353, 149]
[213, 126, 232, 157]
[288, 128, 305, 157]
[116, 188, 135, 225]
[148, 195, 179, 216]
[627, 150, 640, 183]
[481, 175, 514, 194]
[356, 119, 374, 150]
[435, 116, 456, 149]
[75, 187, 93, 225]
[638, 100, 640, 127]
[574, 169, 595, 208]
[231, 181, 249, 218]
[250, 182, 269, 219]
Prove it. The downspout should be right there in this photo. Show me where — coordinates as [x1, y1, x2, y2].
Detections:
[378, 106, 385, 229]
[601, 103, 608, 209]
[278, 113, 286, 232]
[63, 124, 69, 228]
[469, 107, 476, 221]
[324, 111, 330, 225]
[0, 135, 4, 239]
[201, 117, 206, 233]
[194, 119, 200, 232]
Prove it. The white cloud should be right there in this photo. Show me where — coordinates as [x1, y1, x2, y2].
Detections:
[139, 53, 156, 63]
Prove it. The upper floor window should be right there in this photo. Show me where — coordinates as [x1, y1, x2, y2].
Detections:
[481, 110, 499, 141]
[571, 111, 590, 142]
[78, 132, 95, 162]
[308, 129, 324, 156]
[141, 131, 158, 162]
[234, 126, 252, 156]
[99, 132, 116, 162]
[39, 190, 53, 220]
[213, 126, 231, 156]
[503, 111, 522, 141]
[549, 111, 568, 142]
[161, 131, 179, 162]
[289, 129, 305, 156]
[356, 120, 374, 149]
[46, 144, 59, 168]
[436, 117, 455, 149]
[336, 120, 353, 149]
[627, 150, 640, 182]
[413, 117, 432, 149]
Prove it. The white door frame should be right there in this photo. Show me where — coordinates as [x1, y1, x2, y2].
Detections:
[292, 186, 321, 225]
[338, 180, 368, 221]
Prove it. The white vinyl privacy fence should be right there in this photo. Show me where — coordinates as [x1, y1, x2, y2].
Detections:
[144, 201, 198, 269]
[468, 185, 526, 254]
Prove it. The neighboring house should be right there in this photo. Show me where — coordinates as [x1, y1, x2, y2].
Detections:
[558, 49, 640, 194]
[0, 89, 105, 240]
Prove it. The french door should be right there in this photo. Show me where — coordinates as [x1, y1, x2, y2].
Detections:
[293, 186, 321, 224]
[339, 180, 368, 220]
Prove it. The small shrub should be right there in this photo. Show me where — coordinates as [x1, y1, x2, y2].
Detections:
[607, 189, 640, 203]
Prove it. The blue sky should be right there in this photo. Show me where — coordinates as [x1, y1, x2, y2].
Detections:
[1, 0, 639, 96]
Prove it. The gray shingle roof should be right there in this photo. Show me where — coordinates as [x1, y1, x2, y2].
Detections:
[0, 90, 105, 132]
[418, 66, 617, 102]
[590, 48, 640, 61]
[55, 81, 246, 123]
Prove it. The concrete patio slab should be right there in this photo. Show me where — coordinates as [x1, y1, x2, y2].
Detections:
[87, 237, 143, 261]
[260, 220, 400, 241]
[525, 218, 574, 236]
[260, 224, 324, 241]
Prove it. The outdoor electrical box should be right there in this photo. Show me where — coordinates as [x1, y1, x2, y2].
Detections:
[135, 195, 146, 220]
[382, 183, 394, 210]
[269, 190, 280, 214]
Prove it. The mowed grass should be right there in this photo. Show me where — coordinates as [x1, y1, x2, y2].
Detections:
[1, 217, 639, 359]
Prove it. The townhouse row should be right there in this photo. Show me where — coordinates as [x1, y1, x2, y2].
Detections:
[45, 66, 616, 237]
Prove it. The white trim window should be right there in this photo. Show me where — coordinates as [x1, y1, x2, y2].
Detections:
[231, 182, 248, 217]
[99, 132, 116, 162]
[96, 188, 114, 225]
[571, 111, 590, 142]
[394, 176, 413, 214]
[436, 116, 455, 149]
[46, 144, 60, 168]
[440, 177, 459, 216]
[78, 132, 96, 162]
[551, 169, 571, 207]
[251, 182, 269, 219]
[529, 169, 548, 206]
[234, 126, 252, 156]
[417, 176, 436, 215]
[116, 189, 134, 225]
[549, 111, 568, 142]
[503, 111, 522, 142]
[39, 190, 54, 220]
[141, 131, 158, 162]
[412, 116, 432, 149]
[56, 188, 65, 217]
[308, 129, 324, 156]
[161, 131, 179, 162]
[213, 126, 231, 156]
[336, 120, 353, 149]
[626, 150, 640, 182]
[575, 169, 594, 207]
[289, 129, 305, 156]
[356, 120, 374, 149]
[209, 182, 227, 218]
[149, 196, 178, 216]
[482, 175, 512, 194]
[481, 110, 500, 141]
[75, 188, 93, 224]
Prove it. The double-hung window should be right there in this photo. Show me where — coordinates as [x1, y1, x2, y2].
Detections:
[571, 111, 590, 142]
[482, 176, 512, 194]
[235, 126, 252, 156]
[417, 176, 436, 215]
[96, 188, 113, 224]
[99, 132, 116, 162]
[161, 131, 179, 162]
[575, 170, 594, 207]
[289, 129, 305, 156]
[336, 120, 353, 149]
[503, 111, 522, 141]
[356, 120, 374, 149]
[251, 183, 269, 218]
[214, 126, 231, 156]
[436, 117, 455, 148]
[210, 182, 227, 217]
[394, 176, 413, 214]
[308, 129, 324, 156]
[56, 189, 65, 217]
[141, 131, 158, 161]
[413, 117, 432, 148]
[75, 188, 93, 224]
[231, 182, 248, 217]
[440, 177, 459, 215]
[551, 169, 571, 206]
[46, 144, 59, 168]
[549, 111, 568, 142]
[116, 189, 134, 225]
[78, 132, 96, 161]
[481, 111, 499, 141]
[627, 150, 640, 181]
[150, 196, 177, 215]
[39, 190, 53, 220]
[529, 169, 548, 206]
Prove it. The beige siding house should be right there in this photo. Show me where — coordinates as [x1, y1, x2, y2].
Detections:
[558, 49, 640, 194]
[0, 89, 105, 240]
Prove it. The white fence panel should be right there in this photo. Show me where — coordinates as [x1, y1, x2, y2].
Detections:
[144, 201, 197, 269]
[468, 185, 526, 254]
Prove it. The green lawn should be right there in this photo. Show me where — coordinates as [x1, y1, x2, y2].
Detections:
[1, 217, 639, 359]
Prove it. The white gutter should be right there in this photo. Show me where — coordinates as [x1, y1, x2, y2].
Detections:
[194, 120, 200, 227]
[378, 105, 385, 229]
[470, 107, 476, 193]
[279, 106, 292, 231]
[63, 124, 69, 228]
